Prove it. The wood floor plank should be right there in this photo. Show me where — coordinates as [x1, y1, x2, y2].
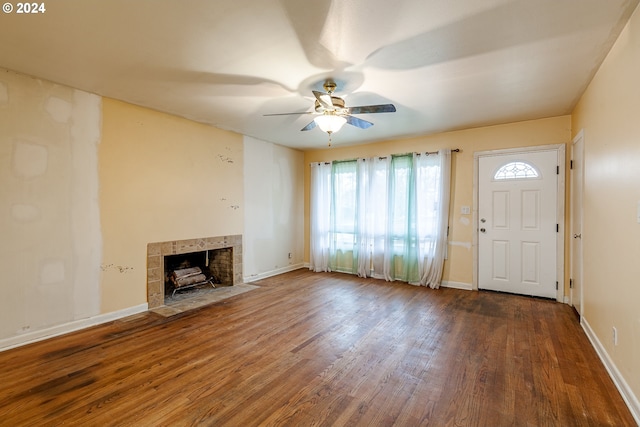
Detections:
[0, 270, 635, 426]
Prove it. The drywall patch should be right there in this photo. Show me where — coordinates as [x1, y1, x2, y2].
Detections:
[12, 140, 48, 178]
[45, 96, 72, 123]
[0, 81, 7, 105]
[100, 264, 134, 273]
[69, 90, 102, 319]
[40, 260, 65, 285]
[11, 204, 40, 222]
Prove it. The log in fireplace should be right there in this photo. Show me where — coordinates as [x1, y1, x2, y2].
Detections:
[170, 266, 215, 296]
[165, 252, 214, 297]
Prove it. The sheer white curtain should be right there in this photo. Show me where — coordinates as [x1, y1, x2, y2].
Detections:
[309, 149, 451, 288]
[415, 149, 452, 288]
[309, 162, 332, 272]
[356, 156, 390, 279]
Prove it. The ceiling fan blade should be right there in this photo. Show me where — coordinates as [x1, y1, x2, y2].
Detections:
[313, 90, 334, 109]
[345, 115, 374, 129]
[263, 111, 314, 116]
[347, 104, 396, 114]
[301, 120, 317, 131]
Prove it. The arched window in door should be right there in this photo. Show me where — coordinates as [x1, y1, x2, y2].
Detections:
[494, 161, 539, 180]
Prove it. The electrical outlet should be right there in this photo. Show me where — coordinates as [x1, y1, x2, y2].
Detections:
[461, 206, 471, 215]
[613, 326, 618, 346]
[288, 252, 292, 259]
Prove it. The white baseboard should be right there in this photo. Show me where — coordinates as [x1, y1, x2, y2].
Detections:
[441, 280, 473, 291]
[0, 303, 148, 352]
[581, 317, 640, 425]
[244, 263, 305, 283]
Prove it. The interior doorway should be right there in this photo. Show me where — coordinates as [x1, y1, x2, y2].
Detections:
[570, 130, 584, 315]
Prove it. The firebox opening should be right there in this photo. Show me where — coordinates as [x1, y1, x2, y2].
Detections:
[164, 251, 216, 299]
[163, 247, 234, 303]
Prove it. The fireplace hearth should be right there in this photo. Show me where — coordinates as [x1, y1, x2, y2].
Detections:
[147, 235, 242, 309]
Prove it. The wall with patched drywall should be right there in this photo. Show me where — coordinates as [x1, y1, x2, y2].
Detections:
[99, 98, 244, 313]
[0, 69, 102, 342]
[1, 69, 246, 348]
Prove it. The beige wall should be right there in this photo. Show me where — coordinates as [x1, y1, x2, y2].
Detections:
[243, 136, 304, 280]
[571, 4, 640, 409]
[100, 99, 243, 312]
[304, 116, 571, 288]
[0, 69, 102, 343]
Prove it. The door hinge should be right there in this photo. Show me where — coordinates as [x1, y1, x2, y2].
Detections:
[556, 224, 559, 232]
[556, 281, 559, 290]
[570, 278, 573, 289]
[570, 160, 574, 169]
[557, 165, 560, 175]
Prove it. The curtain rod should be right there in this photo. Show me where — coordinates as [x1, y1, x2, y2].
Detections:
[379, 148, 460, 160]
[312, 148, 460, 165]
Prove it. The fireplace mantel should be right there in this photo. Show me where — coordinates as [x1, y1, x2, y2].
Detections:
[147, 235, 242, 309]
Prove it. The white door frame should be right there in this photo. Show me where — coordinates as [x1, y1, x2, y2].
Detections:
[473, 144, 566, 302]
[570, 130, 585, 315]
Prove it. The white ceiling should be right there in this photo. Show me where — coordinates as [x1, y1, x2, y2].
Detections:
[0, 0, 637, 149]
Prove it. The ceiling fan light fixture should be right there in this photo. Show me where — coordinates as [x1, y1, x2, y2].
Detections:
[314, 113, 347, 134]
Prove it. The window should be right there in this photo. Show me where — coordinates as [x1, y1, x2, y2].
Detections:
[494, 161, 539, 180]
[331, 160, 357, 251]
[309, 151, 452, 287]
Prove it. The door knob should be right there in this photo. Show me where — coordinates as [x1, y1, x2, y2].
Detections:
[573, 233, 582, 239]
[480, 218, 486, 223]
[480, 228, 486, 233]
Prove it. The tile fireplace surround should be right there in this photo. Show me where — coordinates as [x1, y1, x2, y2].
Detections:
[147, 235, 242, 309]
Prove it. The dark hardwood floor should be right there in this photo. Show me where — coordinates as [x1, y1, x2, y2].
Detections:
[0, 269, 635, 426]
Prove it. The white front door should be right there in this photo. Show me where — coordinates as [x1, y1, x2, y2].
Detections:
[478, 149, 559, 298]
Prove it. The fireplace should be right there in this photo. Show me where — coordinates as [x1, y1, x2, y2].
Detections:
[147, 235, 242, 309]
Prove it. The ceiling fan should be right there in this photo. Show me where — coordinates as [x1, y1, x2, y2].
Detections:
[264, 80, 396, 145]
